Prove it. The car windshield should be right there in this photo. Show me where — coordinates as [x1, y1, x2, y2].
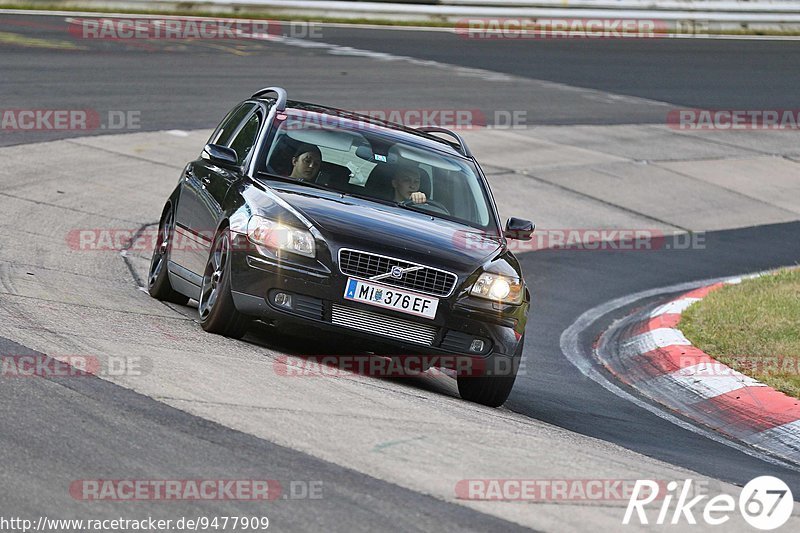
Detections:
[258, 111, 496, 231]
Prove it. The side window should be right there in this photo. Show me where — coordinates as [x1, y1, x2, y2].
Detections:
[229, 112, 262, 166]
[210, 103, 255, 146]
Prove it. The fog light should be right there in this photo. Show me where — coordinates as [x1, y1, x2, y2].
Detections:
[469, 339, 485, 353]
[274, 292, 292, 309]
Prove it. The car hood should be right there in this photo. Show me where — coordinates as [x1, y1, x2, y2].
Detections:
[270, 185, 502, 272]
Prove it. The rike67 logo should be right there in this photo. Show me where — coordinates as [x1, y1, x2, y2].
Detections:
[624, 476, 793, 530]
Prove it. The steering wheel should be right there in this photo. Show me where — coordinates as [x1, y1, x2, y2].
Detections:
[400, 198, 450, 215]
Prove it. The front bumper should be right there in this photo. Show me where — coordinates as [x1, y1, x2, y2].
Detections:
[228, 233, 527, 371]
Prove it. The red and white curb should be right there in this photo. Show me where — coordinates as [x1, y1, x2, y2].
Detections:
[596, 275, 800, 465]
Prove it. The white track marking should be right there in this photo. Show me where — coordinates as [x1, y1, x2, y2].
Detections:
[745, 421, 800, 463]
[618, 327, 691, 358]
[650, 297, 700, 316]
[655, 363, 764, 398]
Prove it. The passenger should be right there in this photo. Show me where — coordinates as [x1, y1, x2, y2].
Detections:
[391, 165, 427, 204]
[290, 143, 322, 181]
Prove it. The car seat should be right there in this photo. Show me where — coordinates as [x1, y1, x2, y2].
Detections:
[365, 163, 431, 202]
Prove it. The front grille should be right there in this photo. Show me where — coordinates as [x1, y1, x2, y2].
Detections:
[331, 304, 437, 346]
[338, 249, 457, 297]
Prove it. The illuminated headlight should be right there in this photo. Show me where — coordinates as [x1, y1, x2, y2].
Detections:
[470, 272, 523, 304]
[247, 215, 315, 258]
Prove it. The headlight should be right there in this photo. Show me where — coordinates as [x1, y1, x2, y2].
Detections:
[470, 272, 523, 304]
[247, 215, 315, 258]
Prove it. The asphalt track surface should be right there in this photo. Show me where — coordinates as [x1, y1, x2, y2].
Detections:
[2, 11, 800, 530]
[513, 221, 800, 486]
[310, 26, 800, 111]
[0, 338, 528, 532]
[3, 13, 800, 147]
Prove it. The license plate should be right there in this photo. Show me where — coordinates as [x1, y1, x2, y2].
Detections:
[343, 278, 438, 319]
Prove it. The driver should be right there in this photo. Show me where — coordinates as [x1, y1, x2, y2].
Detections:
[290, 143, 322, 181]
[391, 165, 427, 204]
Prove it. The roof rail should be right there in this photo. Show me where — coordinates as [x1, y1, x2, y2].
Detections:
[415, 126, 472, 158]
[251, 86, 287, 111]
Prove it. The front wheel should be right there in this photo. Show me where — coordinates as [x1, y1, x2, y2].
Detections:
[198, 227, 250, 338]
[457, 338, 523, 407]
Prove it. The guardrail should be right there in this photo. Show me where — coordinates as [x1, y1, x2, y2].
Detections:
[439, 0, 800, 9]
[8, 0, 800, 29]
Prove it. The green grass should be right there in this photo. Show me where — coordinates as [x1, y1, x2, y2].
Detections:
[680, 268, 800, 399]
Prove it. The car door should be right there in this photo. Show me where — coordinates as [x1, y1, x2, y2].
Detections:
[172, 103, 258, 281]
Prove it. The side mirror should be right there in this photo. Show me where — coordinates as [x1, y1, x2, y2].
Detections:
[504, 217, 535, 241]
[204, 143, 238, 166]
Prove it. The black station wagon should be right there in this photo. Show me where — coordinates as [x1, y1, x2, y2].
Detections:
[148, 87, 534, 406]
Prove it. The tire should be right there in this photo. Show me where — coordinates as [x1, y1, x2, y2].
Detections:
[457, 338, 523, 408]
[148, 204, 190, 305]
[197, 227, 250, 338]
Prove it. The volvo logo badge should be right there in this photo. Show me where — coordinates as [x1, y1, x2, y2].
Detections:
[370, 264, 424, 283]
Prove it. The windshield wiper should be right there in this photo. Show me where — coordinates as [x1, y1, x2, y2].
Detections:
[394, 200, 440, 218]
[340, 190, 396, 206]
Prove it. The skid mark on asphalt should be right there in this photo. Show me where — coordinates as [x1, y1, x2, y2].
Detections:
[372, 436, 427, 453]
[183, 39, 253, 56]
[481, 163, 688, 232]
[63, 139, 186, 170]
[0, 258, 135, 284]
[0, 190, 145, 224]
[120, 221, 158, 288]
[0, 30, 85, 50]
[666, 130, 783, 158]
[158, 397, 442, 421]
[648, 163, 800, 217]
